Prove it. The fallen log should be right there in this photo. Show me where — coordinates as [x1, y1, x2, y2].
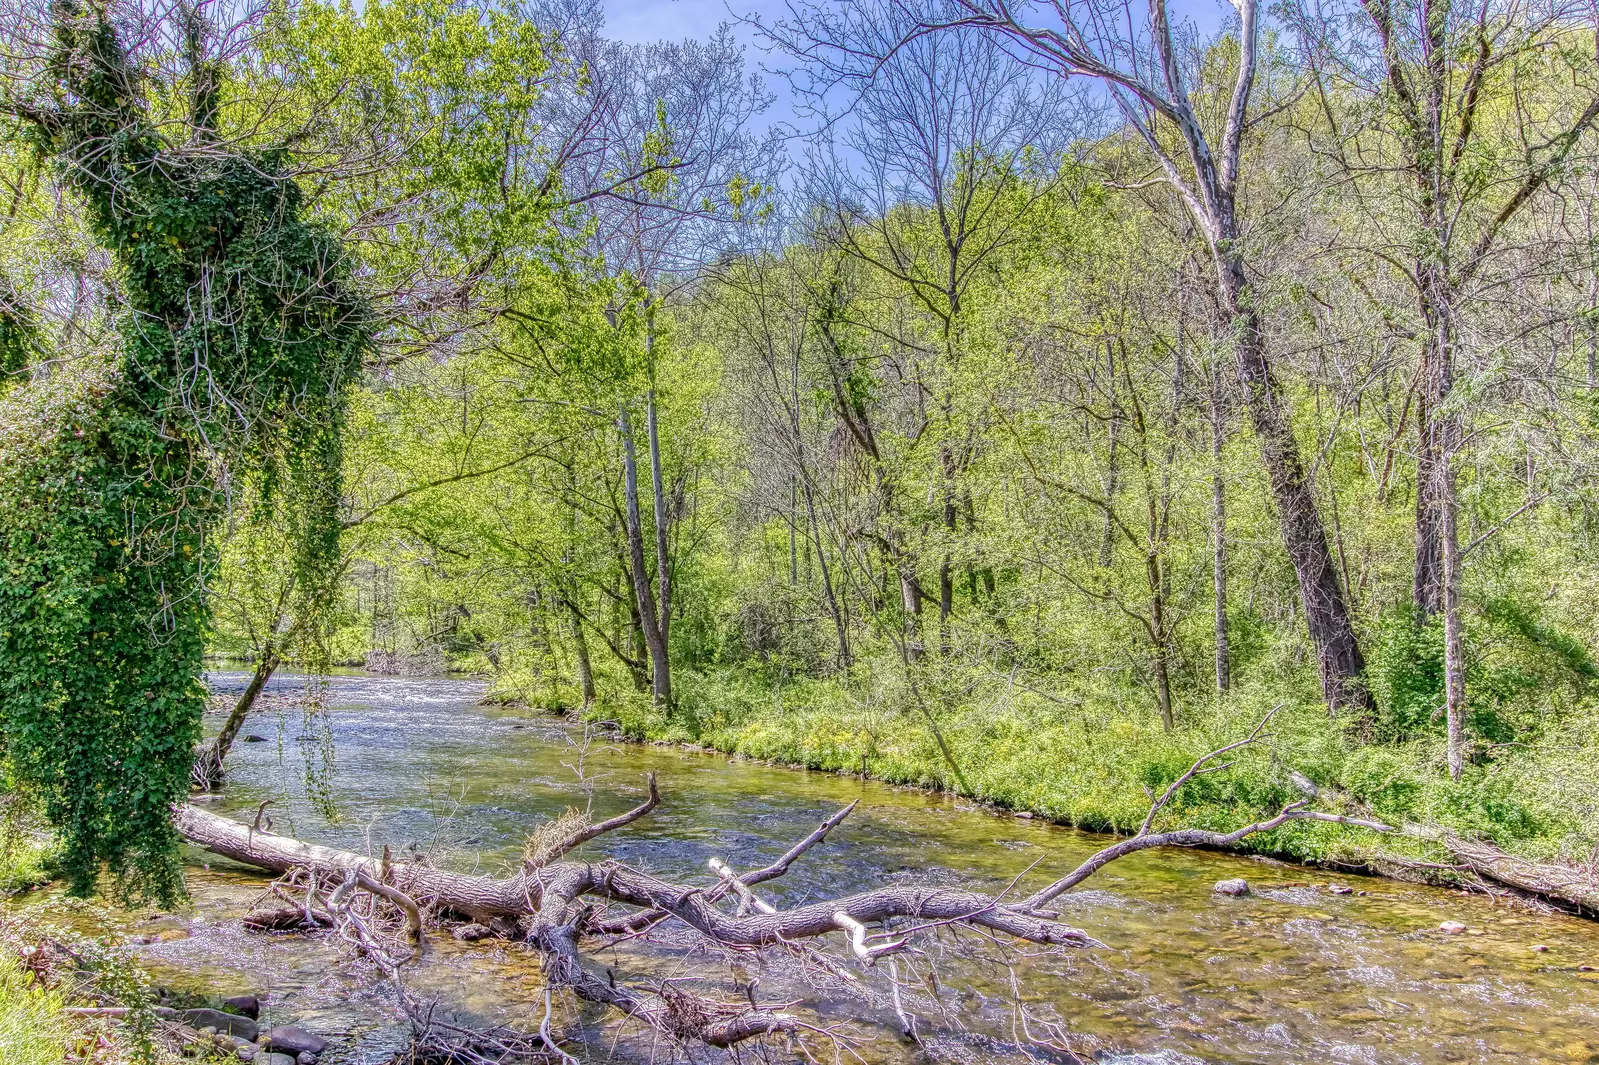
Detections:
[1286, 767, 1599, 913]
[172, 711, 1393, 1052]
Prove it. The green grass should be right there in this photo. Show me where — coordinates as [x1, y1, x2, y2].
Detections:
[502, 659, 1599, 873]
[0, 949, 66, 1065]
[0, 833, 58, 896]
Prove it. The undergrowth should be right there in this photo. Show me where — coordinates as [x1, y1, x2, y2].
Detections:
[493, 656, 1599, 873]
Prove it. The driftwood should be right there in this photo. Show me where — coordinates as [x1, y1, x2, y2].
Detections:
[1286, 767, 1599, 913]
[173, 712, 1397, 1053]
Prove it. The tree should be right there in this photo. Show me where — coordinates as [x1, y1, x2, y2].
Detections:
[835, 0, 1380, 718]
[1285, 0, 1599, 776]
[0, 1, 367, 897]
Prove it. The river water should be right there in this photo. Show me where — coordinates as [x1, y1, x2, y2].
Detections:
[65, 672, 1599, 1064]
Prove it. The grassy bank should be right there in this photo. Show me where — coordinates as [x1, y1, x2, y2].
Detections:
[496, 660, 1599, 877]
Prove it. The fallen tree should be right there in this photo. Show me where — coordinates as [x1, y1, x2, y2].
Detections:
[173, 717, 1396, 1054]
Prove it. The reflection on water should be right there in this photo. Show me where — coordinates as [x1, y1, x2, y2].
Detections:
[38, 673, 1599, 1063]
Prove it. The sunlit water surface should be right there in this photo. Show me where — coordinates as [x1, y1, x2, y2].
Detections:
[27, 672, 1599, 1064]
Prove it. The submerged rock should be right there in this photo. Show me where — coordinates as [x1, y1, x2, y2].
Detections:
[264, 1027, 328, 1056]
[1439, 920, 1468, 934]
[180, 1008, 258, 1042]
[452, 923, 493, 942]
[1329, 884, 1353, 895]
[1213, 878, 1250, 897]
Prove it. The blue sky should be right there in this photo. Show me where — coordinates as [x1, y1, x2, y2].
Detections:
[602, 0, 1238, 139]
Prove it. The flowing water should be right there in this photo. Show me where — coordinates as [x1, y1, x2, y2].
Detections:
[30, 672, 1599, 1064]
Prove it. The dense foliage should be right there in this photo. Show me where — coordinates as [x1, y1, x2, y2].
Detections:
[2, 0, 1598, 889]
[0, 3, 366, 899]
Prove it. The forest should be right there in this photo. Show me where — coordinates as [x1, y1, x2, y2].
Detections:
[2, 0, 1599, 1061]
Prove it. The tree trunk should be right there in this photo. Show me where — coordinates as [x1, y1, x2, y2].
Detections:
[1440, 433, 1466, 781]
[193, 645, 281, 790]
[562, 592, 595, 709]
[1219, 257, 1372, 721]
[645, 388, 673, 648]
[1211, 387, 1231, 694]
[1100, 341, 1122, 568]
[799, 475, 851, 668]
[619, 404, 670, 705]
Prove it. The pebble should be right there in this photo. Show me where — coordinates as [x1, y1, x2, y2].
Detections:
[235, 1048, 256, 1063]
[1532, 944, 1549, 952]
[265, 1055, 297, 1065]
[297, 1055, 318, 1065]
[1213, 878, 1250, 897]
[1329, 884, 1353, 895]
[1439, 920, 1468, 934]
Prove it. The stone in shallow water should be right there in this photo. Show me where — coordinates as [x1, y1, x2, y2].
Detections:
[453, 922, 493, 941]
[264, 1027, 328, 1056]
[1439, 920, 1468, 934]
[180, 1008, 257, 1042]
[1329, 884, 1353, 895]
[1213, 878, 1250, 897]
[222, 994, 261, 1019]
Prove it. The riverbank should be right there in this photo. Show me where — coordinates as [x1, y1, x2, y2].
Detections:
[495, 663, 1599, 899]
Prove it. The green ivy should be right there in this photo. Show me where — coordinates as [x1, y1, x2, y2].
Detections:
[0, 3, 368, 902]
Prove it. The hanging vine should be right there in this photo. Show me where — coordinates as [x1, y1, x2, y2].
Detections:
[0, 1, 368, 901]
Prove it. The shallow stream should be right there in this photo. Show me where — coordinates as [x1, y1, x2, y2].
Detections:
[44, 672, 1599, 1064]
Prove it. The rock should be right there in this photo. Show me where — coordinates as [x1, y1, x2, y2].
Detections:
[1532, 944, 1549, 952]
[452, 923, 493, 942]
[1213, 878, 1250, 897]
[1439, 920, 1468, 934]
[263, 1027, 329, 1057]
[1329, 884, 1353, 895]
[242, 735, 268, 743]
[222, 994, 261, 1020]
[265, 1055, 297, 1065]
[297, 1055, 318, 1065]
[1013, 811, 1034, 820]
[235, 1048, 256, 1063]
[180, 1009, 258, 1042]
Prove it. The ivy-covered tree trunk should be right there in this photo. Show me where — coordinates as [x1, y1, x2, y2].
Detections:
[0, 3, 367, 900]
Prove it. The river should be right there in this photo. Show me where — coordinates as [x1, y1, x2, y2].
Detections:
[69, 672, 1599, 1063]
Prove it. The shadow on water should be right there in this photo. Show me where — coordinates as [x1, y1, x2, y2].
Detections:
[36, 672, 1599, 1064]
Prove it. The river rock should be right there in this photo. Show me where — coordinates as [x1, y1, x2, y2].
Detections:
[234, 1047, 256, 1063]
[242, 734, 268, 743]
[297, 1055, 318, 1065]
[1213, 878, 1250, 897]
[181, 1008, 258, 1042]
[263, 1027, 328, 1057]
[265, 1055, 296, 1065]
[1329, 884, 1353, 895]
[1532, 944, 1549, 952]
[222, 994, 261, 1019]
[1439, 920, 1468, 934]
[453, 923, 493, 942]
